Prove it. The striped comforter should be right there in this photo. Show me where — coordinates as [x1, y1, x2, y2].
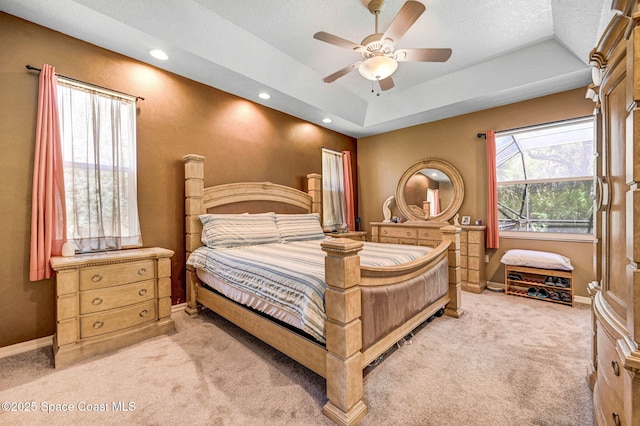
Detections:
[187, 238, 433, 343]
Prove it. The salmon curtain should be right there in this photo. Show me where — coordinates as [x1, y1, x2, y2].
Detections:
[485, 130, 499, 249]
[433, 189, 440, 215]
[30, 64, 67, 281]
[341, 151, 355, 231]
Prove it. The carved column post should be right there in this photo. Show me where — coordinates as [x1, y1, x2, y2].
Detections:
[183, 154, 205, 316]
[441, 225, 463, 318]
[321, 238, 368, 426]
[307, 173, 322, 216]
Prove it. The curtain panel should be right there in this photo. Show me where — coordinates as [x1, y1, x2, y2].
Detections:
[57, 80, 142, 252]
[30, 64, 67, 281]
[321, 149, 346, 229]
[341, 151, 355, 231]
[485, 130, 499, 249]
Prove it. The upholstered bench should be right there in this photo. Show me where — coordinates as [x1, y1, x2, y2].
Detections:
[500, 249, 574, 306]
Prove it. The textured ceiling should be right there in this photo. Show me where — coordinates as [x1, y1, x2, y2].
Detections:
[1, 0, 615, 137]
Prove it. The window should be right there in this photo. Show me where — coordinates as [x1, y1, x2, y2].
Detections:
[322, 148, 346, 231]
[57, 79, 142, 252]
[496, 117, 594, 234]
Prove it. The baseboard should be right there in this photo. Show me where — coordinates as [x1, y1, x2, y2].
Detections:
[573, 295, 591, 305]
[172, 302, 187, 314]
[0, 335, 53, 359]
[2, 304, 186, 360]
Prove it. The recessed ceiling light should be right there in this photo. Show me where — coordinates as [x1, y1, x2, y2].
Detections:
[149, 49, 168, 60]
[322, 118, 332, 123]
[258, 92, 271, 100]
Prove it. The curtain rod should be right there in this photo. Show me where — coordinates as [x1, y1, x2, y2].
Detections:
[26, 65, 145, 101]
[476, 116, 593, 139]
[321, 147, 342, 155]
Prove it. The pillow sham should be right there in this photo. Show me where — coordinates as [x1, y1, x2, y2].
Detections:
[500, 249, 574, 271]
[200, 213, 280, 248]
[276, 213, 326, 242]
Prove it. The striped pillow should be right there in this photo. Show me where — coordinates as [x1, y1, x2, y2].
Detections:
[200, 213, 280, 248]
[276, 213, 326, 242]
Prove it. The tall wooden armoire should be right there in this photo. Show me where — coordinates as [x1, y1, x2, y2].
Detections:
[587, 1, 640, 425]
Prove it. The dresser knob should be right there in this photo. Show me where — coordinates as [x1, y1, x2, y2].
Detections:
[612, 412, 621, 426]
[406, 232, 411, 236]
[139, 289, 147, 296]
[611, 360, 620, 376]
[93, 320, 104, 329]
[138, 268, 147, 276]
[383, 230, 388, 235]
[423, 232, 429, 237]
[92, 297, 103, 306]
[91, 274, 102, 282]
[140, 309, 148, 317]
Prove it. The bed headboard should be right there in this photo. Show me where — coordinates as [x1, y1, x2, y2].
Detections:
[183, 154, 322, 257]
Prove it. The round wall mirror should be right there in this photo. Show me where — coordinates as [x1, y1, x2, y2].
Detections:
[395, 159, 464, 222]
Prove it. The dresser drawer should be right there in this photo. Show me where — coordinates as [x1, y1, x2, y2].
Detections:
[596, 325, 624, 401]
[594, 377, 625, 426]
[378, 237, 417, 245]
[378, 227, 417, 239]
[80, 299, 156, 339]
[417, 229, 442, 241]
[79, 279, 156, 314]
[80, 260, 154, 290]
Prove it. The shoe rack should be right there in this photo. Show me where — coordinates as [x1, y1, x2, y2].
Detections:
[504, 265, 573, 306]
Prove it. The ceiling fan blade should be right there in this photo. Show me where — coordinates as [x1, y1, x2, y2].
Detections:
[322, 62, 362, 83]
[396, 48, 452, 62]
[381, 1, 426, 46]
[378, 76, 395, 91]
[313, 31, 365, 52]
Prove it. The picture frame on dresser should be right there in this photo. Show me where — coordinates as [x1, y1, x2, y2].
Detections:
[461, 216, 471, 226]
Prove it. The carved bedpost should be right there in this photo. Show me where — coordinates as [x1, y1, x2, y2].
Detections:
[321, 238, 368, 426]
[441, 225, 463, 318]
[183, 154, 205, 316]
[307, 173, 322, 216]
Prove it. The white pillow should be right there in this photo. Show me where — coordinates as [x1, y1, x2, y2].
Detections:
[200, 213, 280, 248]
[500, 249, 573, 271]
[276, 213, 326, 242]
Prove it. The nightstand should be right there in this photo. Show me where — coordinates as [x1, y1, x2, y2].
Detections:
[326, 231, 367, 241]
[50, 247, 175, 367]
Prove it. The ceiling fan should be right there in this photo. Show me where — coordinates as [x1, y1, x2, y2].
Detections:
[313, 0, 451, 91]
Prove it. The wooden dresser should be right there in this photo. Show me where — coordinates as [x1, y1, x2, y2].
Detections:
[50, 247, 175, 368]
[586, 2, 640, 425]
[370, 222, 486, 293]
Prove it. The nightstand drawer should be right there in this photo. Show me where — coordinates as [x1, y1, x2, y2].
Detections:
[80, 260, 154, 290]
[80, 299, 156, 339]
[79, 279, 156, 314]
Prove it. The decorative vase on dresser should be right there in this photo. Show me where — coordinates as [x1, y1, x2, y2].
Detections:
[586, 2, 640, 425]
[50, 247, 175, 368]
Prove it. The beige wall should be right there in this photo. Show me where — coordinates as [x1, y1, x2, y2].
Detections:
[357, 88, 597, 297]
[0, 13, 356, 348]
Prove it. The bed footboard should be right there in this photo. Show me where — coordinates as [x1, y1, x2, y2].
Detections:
[320, 226, 462, 426]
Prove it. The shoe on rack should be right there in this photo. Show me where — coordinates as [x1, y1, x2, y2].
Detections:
[560, 292, 572, 303]
[537, 288, 549, 298]
[544, 276, 555, 286]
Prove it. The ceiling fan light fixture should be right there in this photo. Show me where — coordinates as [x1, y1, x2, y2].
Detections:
[358, 56, 398, 81]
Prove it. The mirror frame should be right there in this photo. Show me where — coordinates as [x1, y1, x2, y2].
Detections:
[395, 159, 464, 222]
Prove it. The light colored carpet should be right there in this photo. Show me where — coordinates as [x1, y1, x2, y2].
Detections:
[0, 291, 593, 426]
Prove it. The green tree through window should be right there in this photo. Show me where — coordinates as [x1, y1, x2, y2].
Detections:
[496, 118, 594, 234]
